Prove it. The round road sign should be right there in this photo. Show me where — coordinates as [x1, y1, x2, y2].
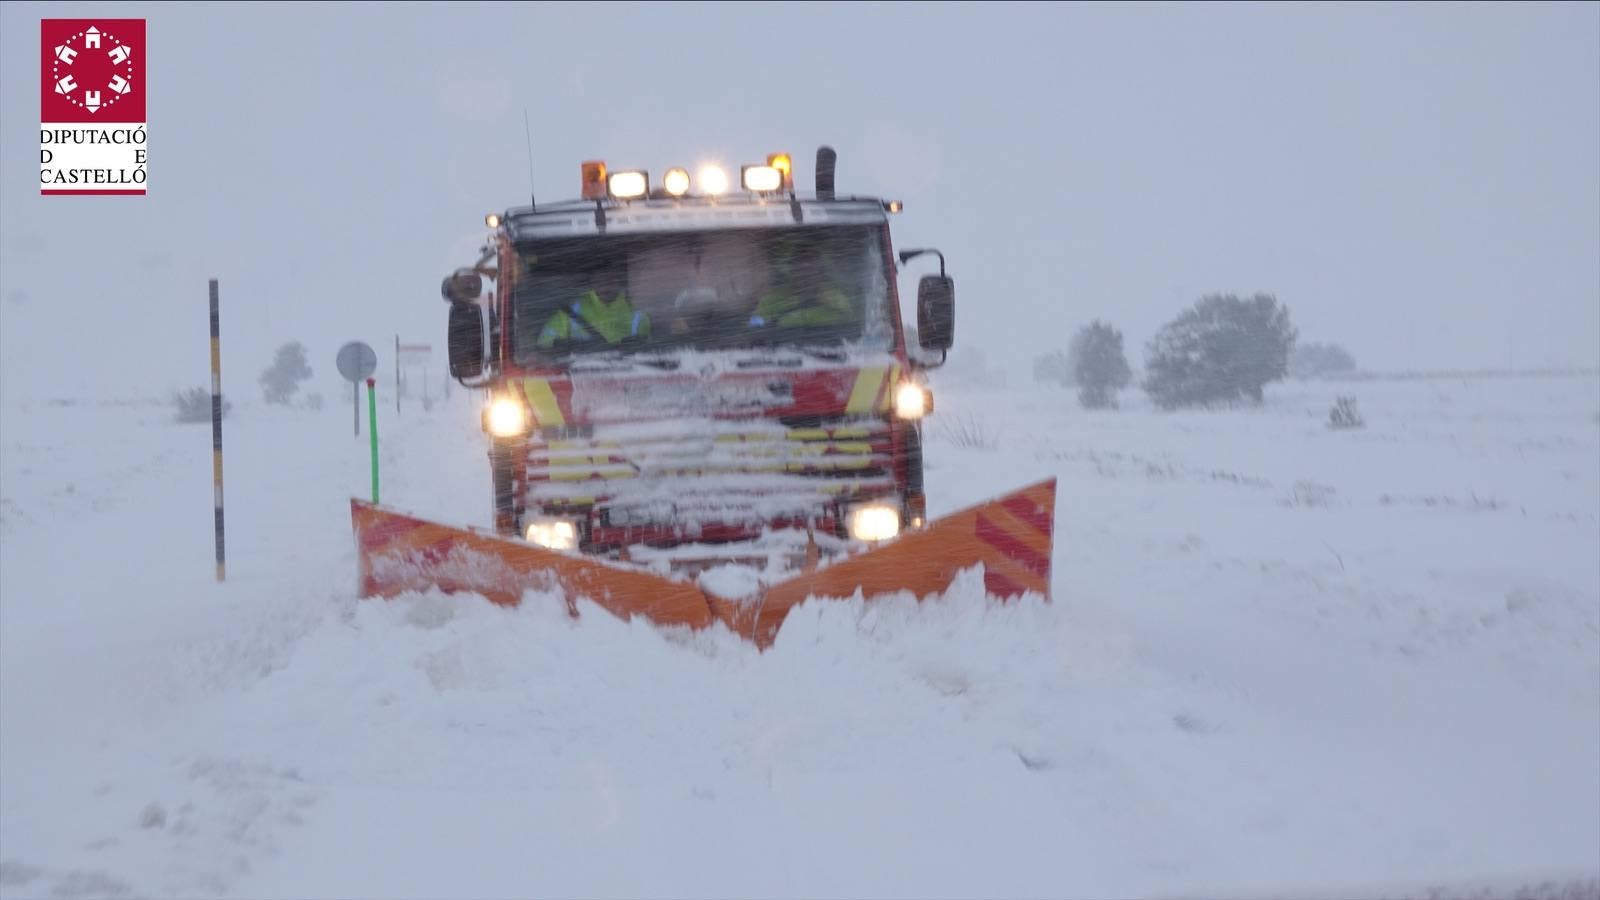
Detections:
[336, 341, 377, 382]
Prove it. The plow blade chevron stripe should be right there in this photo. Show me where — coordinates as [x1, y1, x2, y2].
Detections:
[351, 478, 1057, 650]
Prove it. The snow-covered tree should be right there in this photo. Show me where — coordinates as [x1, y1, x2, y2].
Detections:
[260, 341, 313, 405]
[1143, 293, 1296, 410]
[1072, 321, 1132, 409]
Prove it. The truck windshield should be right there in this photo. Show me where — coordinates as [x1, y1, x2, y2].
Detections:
[511, 225, 894, 363]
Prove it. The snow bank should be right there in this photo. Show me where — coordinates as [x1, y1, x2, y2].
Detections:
[2, 376, 1596, 898]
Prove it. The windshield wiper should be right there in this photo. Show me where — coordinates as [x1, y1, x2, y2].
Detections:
[563, 352, 681, 372]
[735, 355, 803, 368]
[787, 345, 849, 363]
[727, 345, 848, 367]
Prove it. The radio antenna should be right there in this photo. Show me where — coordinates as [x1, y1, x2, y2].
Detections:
[523, 108, 536, 208]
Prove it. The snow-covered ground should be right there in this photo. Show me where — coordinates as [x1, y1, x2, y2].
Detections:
[1, 374, 1596, 899]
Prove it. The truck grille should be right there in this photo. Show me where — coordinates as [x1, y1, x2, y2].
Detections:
[522, 419, 896, 528]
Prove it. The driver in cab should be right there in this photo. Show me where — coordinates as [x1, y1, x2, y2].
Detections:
[536, 269, 651, 347]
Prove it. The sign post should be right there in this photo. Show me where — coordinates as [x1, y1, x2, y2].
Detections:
[396, 341, 434, 411]
[336, 341, 377, 438]
[367, 377, 379, 503]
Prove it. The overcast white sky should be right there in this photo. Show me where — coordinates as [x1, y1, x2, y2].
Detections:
[2, 1, 1596, 401]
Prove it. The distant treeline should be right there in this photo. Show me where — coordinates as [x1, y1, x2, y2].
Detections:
[1319, 368, 1599, 382]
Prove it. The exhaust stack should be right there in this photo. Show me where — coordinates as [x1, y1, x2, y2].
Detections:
[815, 145, 836, 200]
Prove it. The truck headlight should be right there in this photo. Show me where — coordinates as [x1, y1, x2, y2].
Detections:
[894, 383, 930, 419]
[525, 518, 578, 551]
[485, 395, 529, 437]
[847, 504, 901, 543]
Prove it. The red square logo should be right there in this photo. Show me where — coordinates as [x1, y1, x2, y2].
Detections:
[42, 19, 145, 123]
[40, 19, 146, 194]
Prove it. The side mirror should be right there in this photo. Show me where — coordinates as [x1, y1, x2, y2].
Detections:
[447, 303, 486, 380]
[916, 275, 954, 351]
[441, 268, 483, 304]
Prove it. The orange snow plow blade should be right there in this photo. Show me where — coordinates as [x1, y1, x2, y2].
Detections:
[352, 479, 1055, 650]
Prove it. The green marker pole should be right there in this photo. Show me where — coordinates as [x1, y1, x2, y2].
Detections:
[366, 377, 379, 504]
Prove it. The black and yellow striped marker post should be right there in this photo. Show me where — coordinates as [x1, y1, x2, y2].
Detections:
[209, 279, 225, 582]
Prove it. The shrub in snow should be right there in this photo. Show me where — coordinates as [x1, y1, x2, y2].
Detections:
[301, 392, 324, 412]
[172, 386, 229, 423]
[1290, 342, 1357, 379]
[1072, 321, 1132, 409]
[936, 413, 1001, 450]
[1285, 481, 1337, 508]
[139, 802, 167, 829]
[260, 341, 313, 405]
[1328, 395, 1364, 430]
[1143, 293, 1296, 410]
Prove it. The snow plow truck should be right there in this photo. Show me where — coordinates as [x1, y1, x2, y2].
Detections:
[351, 146, 1057, 649]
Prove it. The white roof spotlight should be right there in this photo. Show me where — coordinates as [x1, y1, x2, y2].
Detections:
[741, 164, 783, 193]
[663, 167, 691, 197]
[698, 165, 729, 196]
[607, 170, 648, 200]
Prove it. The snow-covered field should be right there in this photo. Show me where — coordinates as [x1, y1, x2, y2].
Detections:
[1, 374, 1596, 899]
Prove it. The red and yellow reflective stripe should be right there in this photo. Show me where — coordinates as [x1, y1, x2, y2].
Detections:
[846, 364, 903, 415]
[883, 366, 901, 413]
[845, 366, 884, 414]
[521, 378, 566, 427]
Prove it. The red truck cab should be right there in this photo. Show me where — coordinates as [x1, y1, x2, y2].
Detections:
[442, 148, 955, 570]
